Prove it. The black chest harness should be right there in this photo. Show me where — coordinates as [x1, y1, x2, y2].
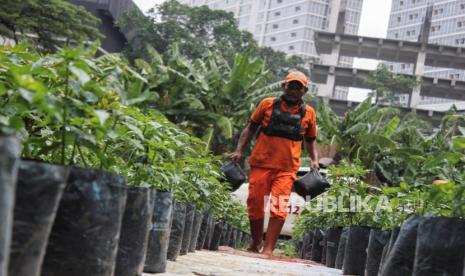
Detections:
[261, 97, 307, 141]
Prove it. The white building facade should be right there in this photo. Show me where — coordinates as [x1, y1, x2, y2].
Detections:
[387, 0, 465, 107]
[178, 0, 363, 100]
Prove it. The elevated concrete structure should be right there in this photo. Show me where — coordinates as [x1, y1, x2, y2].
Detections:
[310, 64, 465, 102]
[70, 0, 139, 52]
[314, 32, 465, 71]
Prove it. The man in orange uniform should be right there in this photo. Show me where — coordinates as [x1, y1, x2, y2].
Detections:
[230, 71, 319, 256]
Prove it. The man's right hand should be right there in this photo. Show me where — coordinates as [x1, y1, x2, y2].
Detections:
[228, 151, 242, 162]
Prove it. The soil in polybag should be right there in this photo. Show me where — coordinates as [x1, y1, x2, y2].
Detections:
[325, 227, 342, 268]
[180, 204, 195, 255]
[365, 229, 390, 276]
[380, 215, 426, 276]
[0, 136, 20, 276]
[196, 212, 211, 250]
[335, 227, 349, 269]
[8, 161, 68, 276]
[188, 210, 203, 252]
[412, 217, 465, 276]
[342, 226, 370, 276]
[167, 201, 186, 261]
[115, 187, 155, 276]
[144, 190, 173, 273]
[41, 167, 127, 276]
[310, 229, 324, 262]
[209, 221, 225, 251]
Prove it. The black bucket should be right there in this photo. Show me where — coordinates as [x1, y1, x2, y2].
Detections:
[380, 215, 426, 276]
[342, 226, 370, 276]
[188, 209, 203, 252]
[8, 161, 68, 276]
[413, 217, 465, 276]
[0, 136, 20, 276]
[180, 204, 195, 255]
[41, 167, 127, 276]
[365, 229, 390, 276]
[310, 229, 324, 262]
[196, 212, 211, 250]
[203, 216, 216, 250]
[114, 187, 155, 276]
[378, 227, 400, 274]
[167, 201, 186, 261]
[334, 227, 349, 269]
[301, 232, 314, 260]
[144, 190, 173, 274]
[325, 227, 342, 268]
[209, 221, 225, 251]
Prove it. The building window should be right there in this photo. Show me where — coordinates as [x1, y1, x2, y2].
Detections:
[458, 21, 464, 28]
[461, 3, 465, 9]
[407, 31, 410, 36]
[400, 0, 404, 5]
[275, 11, 280, 16]
[293, 19, 299, 24]
[401, 64, 406, 69]
[270, 37, 276, 41]
[295, 6, 301, 11]
[395, 33, 399, 38]
[289, 45, 294, 50]
[291, 32, 296, 37]
[434, 8, 443, 15]
[277, 0, 282, 3]
[272, 24, 278, 29]
[397, 16, 401, 22]
[431, 25, 441, 32]
[455, 38, 465, 45]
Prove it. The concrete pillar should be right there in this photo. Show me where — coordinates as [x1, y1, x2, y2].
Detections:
[409, 51, 426, 108]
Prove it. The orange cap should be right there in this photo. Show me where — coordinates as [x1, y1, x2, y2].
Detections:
[285, 71, 308, 88]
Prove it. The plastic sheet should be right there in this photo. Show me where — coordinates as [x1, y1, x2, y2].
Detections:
[380, 216, 426, 276]
[342, 226, 370, 275]
[188, 210, 203, 252]
[209, 221, 225, 251]
[413, 217, 465, 276]
[41, 167, 127, 276]
[167, 201, 186, 261]
[0, 136, 20, 276]
[196, 212, 211, 250]
[144, 190, 173, 273]
[9, 161, 68, 276]
[325, 227, 342, 268]
[334, 227, 349, 269]
[115, 187, 155, 276]
[365, 229, 390, 276]
[180, 204, 195, 255]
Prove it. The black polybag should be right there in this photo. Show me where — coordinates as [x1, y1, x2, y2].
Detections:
[413, 217, 465, 276]
[293, 169, 330, 199]
[220, 161, 246, 191]
[310, 229, 324, 262]
[342, 226, 371, 276]
[380, 215, 426, 276]
[365, 229, 390, 276]
[325, 227, 342, 268]
[335, 227, 349, 269]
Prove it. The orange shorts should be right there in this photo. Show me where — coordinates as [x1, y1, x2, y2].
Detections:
[247, 167, 296, 221]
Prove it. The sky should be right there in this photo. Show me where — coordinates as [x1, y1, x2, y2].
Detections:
[133, 0, 393, 101]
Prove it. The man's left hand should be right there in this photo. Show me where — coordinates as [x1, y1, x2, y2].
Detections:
[311, 160, 319, 169]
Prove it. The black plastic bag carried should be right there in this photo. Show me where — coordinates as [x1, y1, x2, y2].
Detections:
[220, 161, 246, 191]
[294, 169, 330, 199]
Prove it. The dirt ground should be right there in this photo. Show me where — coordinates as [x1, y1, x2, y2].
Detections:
[144, 246, 342, 276]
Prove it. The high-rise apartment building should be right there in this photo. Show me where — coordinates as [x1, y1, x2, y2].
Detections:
[178, 0, 363, 100]
[386, 0, 465, 107]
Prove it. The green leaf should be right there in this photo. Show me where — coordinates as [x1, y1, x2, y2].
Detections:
[69, 66, 90, 84]
[94, 110, 109, 125]
[216, 116, 233, 139]
[452, 137, 465, 151]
